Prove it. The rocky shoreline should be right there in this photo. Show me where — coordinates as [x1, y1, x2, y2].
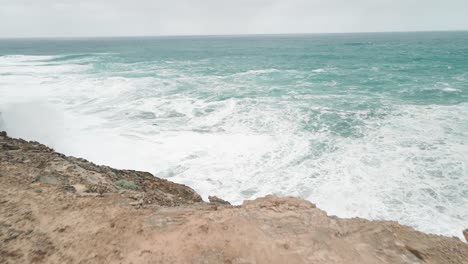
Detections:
[1, 131, 467, 263]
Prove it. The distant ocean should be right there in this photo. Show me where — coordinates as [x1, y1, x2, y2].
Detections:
[1, 32, 467, 238]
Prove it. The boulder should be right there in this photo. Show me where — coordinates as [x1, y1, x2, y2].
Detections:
[208, 195, 231, 205]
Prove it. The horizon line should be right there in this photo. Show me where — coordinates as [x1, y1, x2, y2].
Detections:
[1, 29, 467, 40]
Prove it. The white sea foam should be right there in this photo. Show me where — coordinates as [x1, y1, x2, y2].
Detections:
[1, 55, 467, 239]
[311, 68, 326, 73]
[0, 55, 60, 63]
[233, 68, 281, 76]
[442, 87, 461, 92]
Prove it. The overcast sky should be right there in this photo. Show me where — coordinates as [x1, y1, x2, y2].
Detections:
[1, 0, 467, 38]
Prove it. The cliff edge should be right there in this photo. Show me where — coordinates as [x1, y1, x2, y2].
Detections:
[1, 131, 467, 264]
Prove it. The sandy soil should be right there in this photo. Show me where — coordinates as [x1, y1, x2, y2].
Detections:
[1, 131, 467, 264]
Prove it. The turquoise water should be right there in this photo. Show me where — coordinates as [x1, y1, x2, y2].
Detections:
[1, 32, 467, 238]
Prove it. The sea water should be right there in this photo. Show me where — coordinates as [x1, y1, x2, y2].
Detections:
[0, 32, 467, 238]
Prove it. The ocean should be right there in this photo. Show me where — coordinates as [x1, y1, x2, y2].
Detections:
[0, 32, 467, 238]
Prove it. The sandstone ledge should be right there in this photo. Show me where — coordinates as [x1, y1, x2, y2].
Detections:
[0, 131, 467, 264]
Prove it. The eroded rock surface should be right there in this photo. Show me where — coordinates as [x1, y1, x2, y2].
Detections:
[1, 132, 467, 264]
[0, 131, 202, 206]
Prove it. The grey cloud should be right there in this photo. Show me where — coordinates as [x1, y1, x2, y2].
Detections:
[0, 0, 467, 37]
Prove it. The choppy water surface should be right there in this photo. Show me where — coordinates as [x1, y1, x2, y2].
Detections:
[1, 32, 467, 238]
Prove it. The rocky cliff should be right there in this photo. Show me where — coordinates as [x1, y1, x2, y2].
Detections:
[1, 131, 467, 264]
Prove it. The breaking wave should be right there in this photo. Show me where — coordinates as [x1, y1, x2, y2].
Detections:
[1, 33, 467, 239]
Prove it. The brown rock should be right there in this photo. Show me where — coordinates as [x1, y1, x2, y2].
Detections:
[2, 143, 20, 150]
[1, 133, 468, 264]
[208, 195, 231, 205]
[0, 133, 201, 206]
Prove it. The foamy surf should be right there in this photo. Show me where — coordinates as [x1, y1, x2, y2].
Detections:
[0, 33, 467, 239]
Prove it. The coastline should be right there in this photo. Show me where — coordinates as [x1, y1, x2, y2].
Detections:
[1, 131, 467, 263]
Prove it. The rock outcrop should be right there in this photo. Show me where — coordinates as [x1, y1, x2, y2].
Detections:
[0, 131, 202, 206]
[1, 131, 467, 264]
